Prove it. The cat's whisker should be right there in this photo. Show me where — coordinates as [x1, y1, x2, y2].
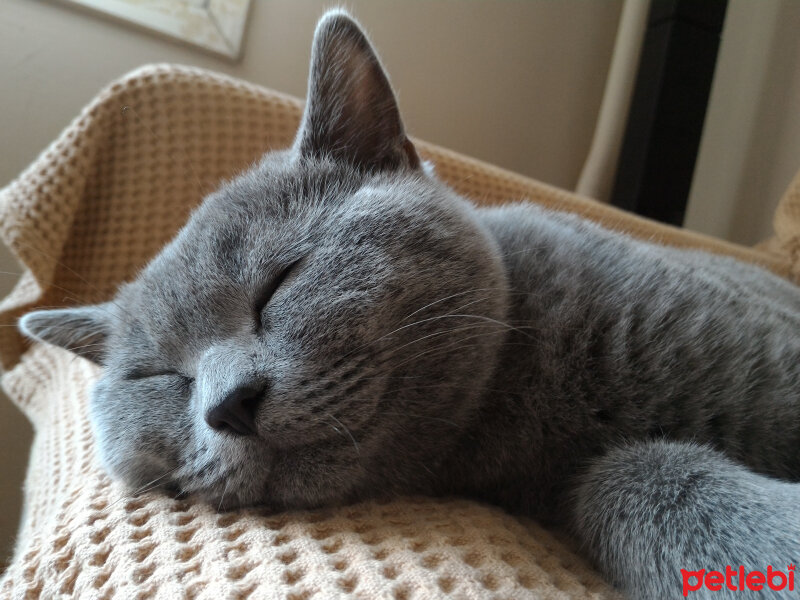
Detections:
[101, 465, 181, 514]
[327, 414, 360, 455]
[388, 334, 498, 371]
[442, 314, 535, 339]
[11, 239, 136, 321]
[338, 300, 513, 363]
[311, 321, 498, 386]
[0, 274, 128, 328]
[370, 322, 501, 365]
[417, 460, 437, 478]
[218, 479, 230, 512]
[131, 466, 181, 496]
[63, 342, 104, 352]
[60, 295, 129, 325]
[401, 287, 510, 322]
[305, 339, 510, 427]
[388, 312, 519, 343]
[377, 322, 512, 365]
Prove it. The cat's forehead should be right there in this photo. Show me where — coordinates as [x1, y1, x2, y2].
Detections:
[149, 157, 439, 278]
[210, 154, 364, 219]
[147, 157, 368, 269]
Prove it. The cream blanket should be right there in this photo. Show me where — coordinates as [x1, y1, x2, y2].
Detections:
[1, 64, 798, 599]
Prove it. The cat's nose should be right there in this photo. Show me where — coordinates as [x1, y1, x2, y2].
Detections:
[205, 382, 266, 436]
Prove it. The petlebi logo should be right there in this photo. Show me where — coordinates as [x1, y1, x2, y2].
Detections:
[681, 564, 795, 596]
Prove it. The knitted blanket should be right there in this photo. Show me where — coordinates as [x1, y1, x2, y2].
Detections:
[1, 64, 797, 599]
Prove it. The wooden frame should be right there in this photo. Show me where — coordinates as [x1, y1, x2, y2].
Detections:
[53, 0, 252, 60]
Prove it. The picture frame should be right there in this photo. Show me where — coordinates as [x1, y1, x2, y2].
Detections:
[53, 0, 252, 60]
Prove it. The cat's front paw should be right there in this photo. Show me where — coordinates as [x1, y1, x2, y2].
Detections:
[571, 440, 800, 599]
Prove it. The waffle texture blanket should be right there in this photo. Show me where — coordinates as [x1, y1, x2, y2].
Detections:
[1, 64, 798, 599]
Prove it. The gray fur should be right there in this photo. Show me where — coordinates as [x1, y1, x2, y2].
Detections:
[19, 11, 800, 599]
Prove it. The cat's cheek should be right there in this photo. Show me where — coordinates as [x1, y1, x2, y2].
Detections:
[179, 415, 276, 505]
[88, 401, 171, 492]
[88, 381, 135, 484]
[88, 376, 189, 491]
[266, 445, 367, 508]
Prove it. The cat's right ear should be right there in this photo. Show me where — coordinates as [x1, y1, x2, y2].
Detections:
[19, 304, 113, 364]
[293, 10, 420, 172]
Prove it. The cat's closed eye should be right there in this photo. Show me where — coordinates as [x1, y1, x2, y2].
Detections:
[125, 369, 194, 386]
[255, 258, 303, 329]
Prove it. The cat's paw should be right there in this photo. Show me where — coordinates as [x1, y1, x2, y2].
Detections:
[572, 440, 800, 599]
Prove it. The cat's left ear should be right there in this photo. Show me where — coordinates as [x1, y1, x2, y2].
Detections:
[294, 10, 420, 172]
[19, 304, 113, 364]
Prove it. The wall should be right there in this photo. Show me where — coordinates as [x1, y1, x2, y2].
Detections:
[685, 0, 800, 245]
[0, 0, 623, 559]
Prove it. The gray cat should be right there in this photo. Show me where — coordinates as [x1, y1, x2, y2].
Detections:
[19, 11, 800, 599]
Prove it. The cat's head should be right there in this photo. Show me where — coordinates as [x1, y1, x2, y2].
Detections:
[20, 11, 509, 510]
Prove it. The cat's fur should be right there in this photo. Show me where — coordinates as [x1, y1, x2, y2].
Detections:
[19, 11, 800, 599]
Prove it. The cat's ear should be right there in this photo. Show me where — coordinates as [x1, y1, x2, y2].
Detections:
[293, 10, 420, 172]
[19, 304, 113, 364]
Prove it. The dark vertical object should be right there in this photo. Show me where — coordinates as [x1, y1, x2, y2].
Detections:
[610, 0, 727, 226]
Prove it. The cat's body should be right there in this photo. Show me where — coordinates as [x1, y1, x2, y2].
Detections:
[454, 205, 800, 516]
[19, 11, 800, 599]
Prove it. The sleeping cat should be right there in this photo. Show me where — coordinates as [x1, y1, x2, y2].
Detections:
[19, 11, 800, 599]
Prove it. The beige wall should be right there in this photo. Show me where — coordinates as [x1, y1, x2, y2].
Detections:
[0, 0, 622, 558]
[685, 0, 800, 245]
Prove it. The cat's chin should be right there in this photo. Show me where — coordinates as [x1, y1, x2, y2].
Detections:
[194, 488, 263, 513]
[193, 482, 353, 514]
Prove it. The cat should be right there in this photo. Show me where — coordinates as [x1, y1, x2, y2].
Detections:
[19, 10, 800, 599]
